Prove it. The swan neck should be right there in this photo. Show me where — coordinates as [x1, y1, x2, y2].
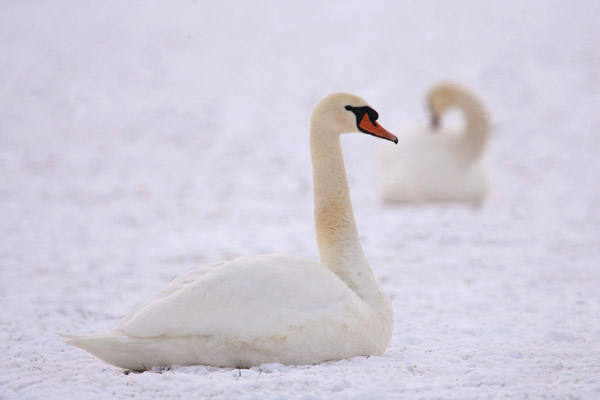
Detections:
[310, 123, 387, 307]
[454, 92, 490, 160]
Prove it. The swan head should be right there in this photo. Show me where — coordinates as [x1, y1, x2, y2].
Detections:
[311, 93, 397, 144]
[426, 82, 468, 129]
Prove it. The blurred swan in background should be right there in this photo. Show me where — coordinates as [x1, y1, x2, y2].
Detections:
[62, 93, 397, 371]
[378, 82, 491, 205]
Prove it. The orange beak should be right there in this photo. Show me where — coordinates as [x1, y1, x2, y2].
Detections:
[359, 114, 398, 144]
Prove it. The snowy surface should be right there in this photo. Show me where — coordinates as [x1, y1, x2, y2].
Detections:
[1, 0, 599, 398]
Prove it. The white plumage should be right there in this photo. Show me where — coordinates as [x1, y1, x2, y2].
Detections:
[378, 82, 491, 205]
[62, 93, 397, 370]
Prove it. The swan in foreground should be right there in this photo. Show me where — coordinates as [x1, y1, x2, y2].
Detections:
[378, 82, 491, 205]
[62, 93, 398, 371]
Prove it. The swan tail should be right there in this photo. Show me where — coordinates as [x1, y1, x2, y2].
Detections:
[60, 332, 226, 370]
[60, 331, 164, 371]
[60, 331, 130, 346]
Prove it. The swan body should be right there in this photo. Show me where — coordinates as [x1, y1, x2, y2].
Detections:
[62, 93, 398, 370]
[378, 82, 491, 205]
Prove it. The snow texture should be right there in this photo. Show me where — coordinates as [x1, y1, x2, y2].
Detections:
[1, 0, 599, 399]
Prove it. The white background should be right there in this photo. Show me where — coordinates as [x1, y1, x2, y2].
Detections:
[1, 1, 599, 398]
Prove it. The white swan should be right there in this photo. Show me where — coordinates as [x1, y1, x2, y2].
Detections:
[378, 82, 491, 205]
[62, 93, 398, 371]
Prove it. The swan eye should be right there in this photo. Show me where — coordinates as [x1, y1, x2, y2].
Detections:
[345, 105, 380, 131]
[345, 105, 379, 121]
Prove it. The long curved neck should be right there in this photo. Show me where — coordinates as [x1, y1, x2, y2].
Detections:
[453, 92, 490, 161]
[310, 122, 387, 307]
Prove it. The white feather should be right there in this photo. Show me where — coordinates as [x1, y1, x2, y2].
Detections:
[62, 93, 395, 370]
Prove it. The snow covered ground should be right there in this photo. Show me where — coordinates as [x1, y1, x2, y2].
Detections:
[1, 0, 599, 398]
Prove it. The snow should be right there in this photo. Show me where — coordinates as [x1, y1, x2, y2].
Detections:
[1, 0, 599, 398]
